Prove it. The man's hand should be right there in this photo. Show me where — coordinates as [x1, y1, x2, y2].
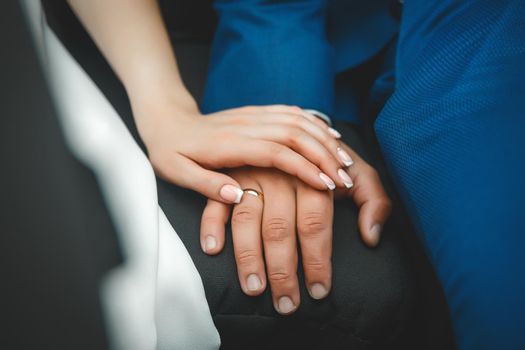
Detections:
[201, 167, 333, 315]
[199, 140, 391, 314]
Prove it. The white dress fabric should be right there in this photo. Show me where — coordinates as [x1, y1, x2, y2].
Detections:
[20, 1, 221, 349]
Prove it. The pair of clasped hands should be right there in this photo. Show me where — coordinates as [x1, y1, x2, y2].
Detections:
[65, 0, 390, 316]
[137, 101, 392, 315]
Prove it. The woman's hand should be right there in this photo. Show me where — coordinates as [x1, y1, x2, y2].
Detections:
[199, 143, 391, 315]
[134, 102, 355, 204]
[66, 1, 355, 202]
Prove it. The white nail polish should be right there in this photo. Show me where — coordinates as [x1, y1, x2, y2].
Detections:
[233, 187, 244, 203]
[337, 147, 354, 167]
[247, 274, 262, 292]
[277, 296, 296, 314]
[369, 224, 382, 247]
[319, 173, 336, 190]
[309, 283, 329, 300]
[338, 169, 353, 189]
[219, 184, 244, 203]
[328, 127, 342, 139]
[205, 236, 217, 252]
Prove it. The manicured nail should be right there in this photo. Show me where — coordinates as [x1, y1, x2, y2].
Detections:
[219, 184, 244, 203]
[337, 147, 354, 167]
[204, 236, 216, 252]
[319, 173, 336, 190]
[309, 283, 329, 300]
[328, 127, 342, 139]
[369, 224, 382, 246]
[246, 274, 262, 292]
[277, 296, 296, 314]
[338, 169, 353, 189]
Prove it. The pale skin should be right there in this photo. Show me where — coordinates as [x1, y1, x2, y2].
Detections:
[68, 0, 392, 314]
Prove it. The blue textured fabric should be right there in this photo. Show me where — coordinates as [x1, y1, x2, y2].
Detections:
[375, 1, 525, 349]
[202, 0, 525, 348]
[328, 0, 397, 72]
[202, 0, 398, 122]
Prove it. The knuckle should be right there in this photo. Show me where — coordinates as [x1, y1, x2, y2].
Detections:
[263, 218, 291, 242]
[232, 207, 259, 224]
[288, 106, 304, 115]
[289, 114, 303, 127]
[299, 211, 328, 237]
[378, 196, 393, 212]
[363, 164, 379, 178]
[268, 270, 292, 283]
[285, 128, 303, 143]
[268, 143, 284, 156]
[236, 249, 259, 266]
[228, 115, 249, 126]
[201, 215, 222, 226]
[303, 258, 328, 273]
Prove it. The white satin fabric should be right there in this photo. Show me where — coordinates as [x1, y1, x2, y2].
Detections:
[20, 1, 220, 349]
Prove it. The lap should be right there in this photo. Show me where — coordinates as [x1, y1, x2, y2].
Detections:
[42, 6, 416, 346]
[158, 122, 415, 349]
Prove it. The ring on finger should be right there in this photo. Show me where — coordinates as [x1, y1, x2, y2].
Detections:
[241, 188, 264, 203]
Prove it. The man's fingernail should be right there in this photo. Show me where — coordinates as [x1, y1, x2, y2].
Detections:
[328, 127, 342, 139]
[319, 173, 336, 190]
[369, 224, 382, 246]
[277, 296, 296, 314]
[246, 274, 262, 292]
[204, 236, 217, 252]
[338, 169, 353, 189]
[337, 147, 354, 167]
[309, 283, 329, 300]
[219, 184, 244, 203]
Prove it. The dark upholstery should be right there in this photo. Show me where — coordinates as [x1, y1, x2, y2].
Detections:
[41, 1, 455, 349]
[1, 3, 119, 349]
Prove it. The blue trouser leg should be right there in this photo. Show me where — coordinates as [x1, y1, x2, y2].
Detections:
[375, 1, 525, 349]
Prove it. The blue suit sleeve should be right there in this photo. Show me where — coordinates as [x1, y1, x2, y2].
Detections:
[201, 0, 334, 115]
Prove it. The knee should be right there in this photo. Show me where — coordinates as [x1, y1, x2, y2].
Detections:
[329, 239, 415, 344]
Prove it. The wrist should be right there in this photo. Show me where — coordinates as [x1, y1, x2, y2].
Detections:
[128, 87, 201, 146]
[129, 84, 200, 122]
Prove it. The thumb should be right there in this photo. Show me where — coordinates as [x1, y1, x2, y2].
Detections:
[153, 153, 244, 204]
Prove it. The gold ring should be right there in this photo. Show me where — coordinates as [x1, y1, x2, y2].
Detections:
[242, 188, 264, 203]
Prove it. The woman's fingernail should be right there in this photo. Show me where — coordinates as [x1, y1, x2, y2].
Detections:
[369, 224, 382, 246]
[338, 169, 353, 189]
[219, 184, 244, 203]
[328, 127, 342, 139]
[337, 147, 354, 167]
[204, 236, 217, 252]
[309, 283, 329, 300]
[277, 296, 296, 314]
[319, 173, 336, 190]
[246, 274, 262, 292]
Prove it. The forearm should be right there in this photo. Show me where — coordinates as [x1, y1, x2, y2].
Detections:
[67, 0, 197, 116]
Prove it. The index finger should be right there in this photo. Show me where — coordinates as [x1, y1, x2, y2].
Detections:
[225, 140, 337, 191]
